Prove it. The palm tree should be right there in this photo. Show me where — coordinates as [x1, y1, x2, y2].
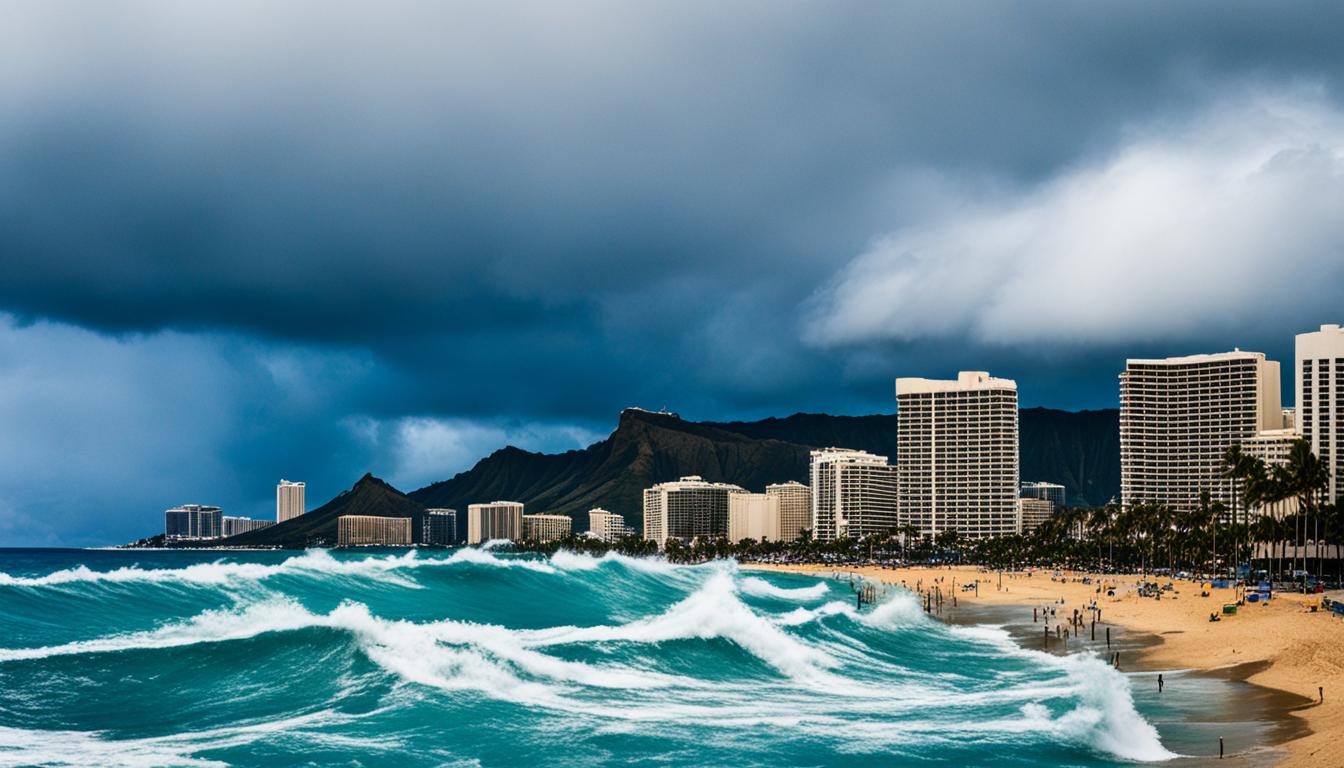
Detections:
[1222, 443, 1261, 580]
[1277, 440, 1329, 587]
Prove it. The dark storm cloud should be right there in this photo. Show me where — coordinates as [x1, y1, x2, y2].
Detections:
[4, 3, 1343, 372]
[3, 3, 1344, 544]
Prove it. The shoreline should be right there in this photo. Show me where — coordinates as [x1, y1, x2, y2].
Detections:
[745, 563, 1340, 767]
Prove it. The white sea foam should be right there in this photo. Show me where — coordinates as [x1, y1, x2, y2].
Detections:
[944, 622, 1175, 762]
[548, 549, 685, 576]
[0, 598, 325, 662]
[0, 560, 1177, 763]
[738, 576, 829, 601]
[0, 547, 564, 589]
[442, 547, 557, 574]
[0, 710, 397, 768]
[0, 597, 691, 702]
[519, 572, 837, 680]
[772, 601, 855, 626]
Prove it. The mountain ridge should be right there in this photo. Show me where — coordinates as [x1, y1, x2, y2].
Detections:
[184, 406, 1118, 547]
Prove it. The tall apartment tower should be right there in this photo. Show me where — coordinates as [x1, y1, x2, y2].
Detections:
[467, 501, 524, 544]
[809, 448, 898, 542]
[765, 481, 812, 541]
[1297, 324, 1344, 502]
[642, 476, 745, 549]
[422, 509, 458, 545]
[895, 371, 1019, 539]
[1120, 351, 1281, 511]
[276, 480, 305, 523]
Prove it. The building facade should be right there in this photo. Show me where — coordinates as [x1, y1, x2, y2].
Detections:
[765, 481, 811, 541]
[422, 508, 458, 545]
[165, 504, 223, 540]
[522, 513, 572, 543]
[467, 502, 524, 544]
[895, 371, 1019, 539]
[1297, 324, 1344, 502]
[642, 476, 744, 549]
[1016, 498, 1054, 534]
[221, 516, 273, 537]
[728, 492, 781, 542]
[1120, 351, 1281, 511]
[1020, 481, 1066, 510]
[587, 508, 633, 542]
[337, 515, 412, 546]
[809, 448, 899, 542]
[276, 480, 305, 523]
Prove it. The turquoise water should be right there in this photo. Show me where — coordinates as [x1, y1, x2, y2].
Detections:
[0, 548, 1196, 766]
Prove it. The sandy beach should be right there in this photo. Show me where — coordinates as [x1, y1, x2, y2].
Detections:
[746, 563, 1343, 767]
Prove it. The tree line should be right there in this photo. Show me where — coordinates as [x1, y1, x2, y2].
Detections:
[512, 439, 1341, 585]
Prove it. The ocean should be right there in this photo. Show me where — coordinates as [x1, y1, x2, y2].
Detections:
[0, 548, 1274, 767]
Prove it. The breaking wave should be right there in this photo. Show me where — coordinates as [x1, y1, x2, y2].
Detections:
[0, 549, 1177, 766]
[0, 547, 561, 590]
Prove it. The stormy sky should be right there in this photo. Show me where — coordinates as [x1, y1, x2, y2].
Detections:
[3, 2, 1344, 545]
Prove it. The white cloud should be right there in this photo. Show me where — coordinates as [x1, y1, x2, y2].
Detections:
[806, 88, 1344, 347]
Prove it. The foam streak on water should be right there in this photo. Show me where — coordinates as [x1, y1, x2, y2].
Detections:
[0, 548, 1174, 767]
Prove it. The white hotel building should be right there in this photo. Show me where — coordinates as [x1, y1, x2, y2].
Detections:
[587, 508, 634, 542]
[1297, 324, 1344, 502]
[895, 372, 1019, 539]
[467, 501, 524, 544]
[1120, 351, 1281, 511]
[276, 480, 305, 523]
[728, 492, 781, 543]
[809, 448, 898, 542]
[522, 513, 572, 543]
[765, 481, 812, 541]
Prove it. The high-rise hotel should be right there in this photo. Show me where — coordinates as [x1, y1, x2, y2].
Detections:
[522, 513, 572, 542]
[467, 501, 524, 544]
[1120, 351, 1281, 511]
[895, 372, 1019, 539]
[1297, 324, 1344, 502]
[642, 476, 744, 549]
[765, 481, 812, 541]
[809, 448, 898, 542]
[588, 508, 633, 542]
[276, 480, 305, 523]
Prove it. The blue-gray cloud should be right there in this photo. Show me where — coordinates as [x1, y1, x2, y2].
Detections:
[1, 2, 1343, 543]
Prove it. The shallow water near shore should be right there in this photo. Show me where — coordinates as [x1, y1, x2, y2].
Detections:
[941, 596, 1307, 766]
[0, 548, 1294, 767]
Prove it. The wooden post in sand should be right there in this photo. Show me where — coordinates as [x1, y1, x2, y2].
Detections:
[1091, 620, 1095, 641]
[1043, 624, 1049, 649]
[1219, 737, 1224, 759]
[1106, 627, 1111, 647]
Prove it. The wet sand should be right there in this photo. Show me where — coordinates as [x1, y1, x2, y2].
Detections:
[746, 563, 1340, 766]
